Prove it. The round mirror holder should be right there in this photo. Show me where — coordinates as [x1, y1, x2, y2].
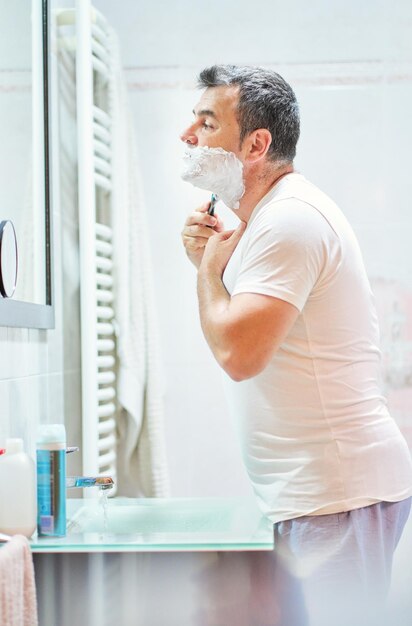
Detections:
[0, 220, 18, 298]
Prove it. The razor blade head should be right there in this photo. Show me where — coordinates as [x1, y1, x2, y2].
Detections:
[208, 194, 218, 216]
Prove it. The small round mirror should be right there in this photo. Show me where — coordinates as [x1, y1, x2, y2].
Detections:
[0, 220, 18, 298]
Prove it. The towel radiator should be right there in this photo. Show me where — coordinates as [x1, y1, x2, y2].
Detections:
[58, 2, 117, 495]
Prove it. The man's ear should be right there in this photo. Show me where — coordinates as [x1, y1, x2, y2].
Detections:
[245, 129, 273, 163]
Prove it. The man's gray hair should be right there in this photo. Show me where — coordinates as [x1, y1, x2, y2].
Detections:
[198, 65, 300, 163]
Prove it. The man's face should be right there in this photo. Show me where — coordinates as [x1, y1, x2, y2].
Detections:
[180, 86, 242, 156]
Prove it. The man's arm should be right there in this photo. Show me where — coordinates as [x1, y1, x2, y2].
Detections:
[197, 224, 300, 381]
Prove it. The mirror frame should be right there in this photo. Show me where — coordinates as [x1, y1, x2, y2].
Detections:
[0, 0, 54, 329]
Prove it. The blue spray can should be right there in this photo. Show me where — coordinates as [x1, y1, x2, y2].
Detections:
[36, 424, 66, 537]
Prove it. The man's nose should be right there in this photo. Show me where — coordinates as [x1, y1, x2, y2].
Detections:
[180, 125, 198, 145]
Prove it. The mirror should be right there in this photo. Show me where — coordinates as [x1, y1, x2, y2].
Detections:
[0, 221, 18, 298]
[0, 0, 54, 328]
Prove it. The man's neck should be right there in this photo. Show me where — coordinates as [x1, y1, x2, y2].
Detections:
[234, 163, 295, 222]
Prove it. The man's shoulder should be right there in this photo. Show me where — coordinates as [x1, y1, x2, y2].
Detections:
[268, 173, 334, 205]
[254, 175, 344, 239]
[254, 194, 334, 233]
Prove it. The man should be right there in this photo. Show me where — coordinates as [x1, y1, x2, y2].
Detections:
[180, 65, 412, 624]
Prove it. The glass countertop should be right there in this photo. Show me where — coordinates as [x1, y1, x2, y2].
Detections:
[30, 496, 274, 553]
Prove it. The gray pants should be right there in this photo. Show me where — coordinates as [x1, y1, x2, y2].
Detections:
[265, 498, 412, 626]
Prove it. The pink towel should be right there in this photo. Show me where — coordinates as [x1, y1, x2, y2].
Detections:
[0, 535, 38, 626]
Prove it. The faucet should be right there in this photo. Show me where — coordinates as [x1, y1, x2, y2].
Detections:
[66, 476, 114, 490]
[65, 447, 114, 490]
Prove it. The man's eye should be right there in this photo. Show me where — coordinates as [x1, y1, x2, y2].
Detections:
[202, 122, 214, 130]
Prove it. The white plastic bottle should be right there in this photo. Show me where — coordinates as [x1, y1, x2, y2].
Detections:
[0, 438, 37, 538]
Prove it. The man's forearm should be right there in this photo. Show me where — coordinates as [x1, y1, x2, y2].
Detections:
[197, 267, 233, 371]
[195, 221, 248, 379]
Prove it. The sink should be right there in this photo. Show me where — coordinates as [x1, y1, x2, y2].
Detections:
[69, 498, 234, 534]
[30, 496, 274, 553]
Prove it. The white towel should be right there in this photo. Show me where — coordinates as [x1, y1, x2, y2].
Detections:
[108, 30, 170, 497]
[0, 535, 38, 626]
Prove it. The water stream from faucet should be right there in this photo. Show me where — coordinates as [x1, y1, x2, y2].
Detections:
[99, 490, 109, 532]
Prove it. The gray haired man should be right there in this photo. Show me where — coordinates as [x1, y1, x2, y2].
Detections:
[180, 64, 412, 625]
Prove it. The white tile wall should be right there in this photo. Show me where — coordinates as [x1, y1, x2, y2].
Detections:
[94, 0, 412, 66]
[0, 380, 10, 445]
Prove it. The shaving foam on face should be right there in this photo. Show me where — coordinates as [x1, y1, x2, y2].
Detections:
[181, 146, 245, 209]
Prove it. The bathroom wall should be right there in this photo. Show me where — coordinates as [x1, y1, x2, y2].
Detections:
[93, 0, 412, 496]
[1, 0, 411, 498]
[0, 0, 82, 475]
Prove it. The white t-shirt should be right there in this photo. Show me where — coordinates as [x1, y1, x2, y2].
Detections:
[222, 172, 412, 523]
